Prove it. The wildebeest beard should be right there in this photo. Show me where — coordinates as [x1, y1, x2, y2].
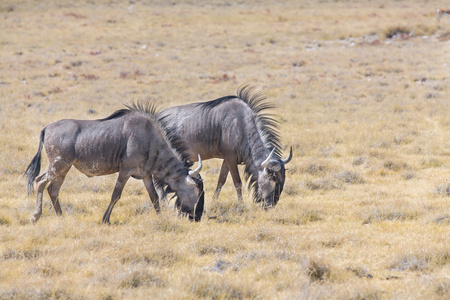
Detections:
[253, 181, 283, 209]
[165, 174, 204, 222]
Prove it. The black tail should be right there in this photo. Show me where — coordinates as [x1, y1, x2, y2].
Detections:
[24, 129, 45, 195]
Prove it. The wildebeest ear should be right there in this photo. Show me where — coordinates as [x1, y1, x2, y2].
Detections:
[186, 176, 197, 186]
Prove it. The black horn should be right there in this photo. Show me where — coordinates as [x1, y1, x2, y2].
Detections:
[282, 146, 293, 164]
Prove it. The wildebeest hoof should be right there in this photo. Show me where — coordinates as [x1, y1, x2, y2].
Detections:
[31, 214, 40, 224]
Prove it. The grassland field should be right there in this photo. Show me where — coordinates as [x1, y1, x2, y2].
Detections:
[0, 0, 449, 299]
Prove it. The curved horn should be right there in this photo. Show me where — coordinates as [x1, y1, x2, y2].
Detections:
[282, 146, 293, 164]
[188, 154, 202, 177]
[261, 148, 276, 168]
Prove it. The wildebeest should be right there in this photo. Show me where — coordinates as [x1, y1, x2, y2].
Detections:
[24, 102, 204, 224]
[437, 8, 450, 22]
[158, 85, 292, 208]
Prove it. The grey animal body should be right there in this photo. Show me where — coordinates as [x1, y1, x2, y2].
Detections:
[158, 86, 292, 208]
[25, 103, 204, 224]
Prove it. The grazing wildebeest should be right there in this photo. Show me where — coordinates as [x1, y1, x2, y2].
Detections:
[158, 86, 292, 208]
[24, 102, 204, 224]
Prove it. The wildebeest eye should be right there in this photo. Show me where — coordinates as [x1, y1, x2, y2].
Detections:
[265, 169, 278, 181]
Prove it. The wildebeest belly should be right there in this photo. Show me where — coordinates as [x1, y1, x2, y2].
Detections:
[186, 146, 222, 161]
[72, 159, 120, 177]
[72, 142, 124, 177]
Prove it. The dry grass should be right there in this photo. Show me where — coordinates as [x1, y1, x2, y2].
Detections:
[1, 0, 449, 299]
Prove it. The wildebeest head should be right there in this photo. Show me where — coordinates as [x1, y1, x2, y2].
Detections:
[169, 155, 205, 221]
[255, 147, 293, 209]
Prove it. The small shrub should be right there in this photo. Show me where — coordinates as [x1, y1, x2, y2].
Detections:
[391, 253, 428, 271]
[29, 263, 61, 277]
[282, 181, 301, 195]
[304, 161, 330, 176]
[362, 209, 418, 224]
[49, 86, 63, 94]
[306, 177, 340, 190]
[152, 216, 185, 234]
[384, 26, 410, 39]
[305, 170, 364, 190]
[191, 277, 258, 299]
[349, 290, 383, 300]
[436, 280, 450, 297]
[121, 249, 179, 267]
[81, 74, 99, 80]
[433, 214, 450, 224]
[0, 215, 11, 226]
[303, 258, 335, 282]
[422, 158, 443, 168]
[346, 266, 373, 278]
[413, 24, 438, 36]
[321, 236, 345, 248]
[273, 210, 321, 225]
[208, 198, 249, 224]
[335, 171, 364, 184]
[2, 248, 40, 260]
[120, 270, 165, 288]
[252, 227, 276, 242]
[436, 183, 450, 196]
[383, 160, 411, 172]
[352, 157, 365, 166]
[391, 249, 450, 272]
[209, 260, 232, 273]
[196, 243, 236, 256]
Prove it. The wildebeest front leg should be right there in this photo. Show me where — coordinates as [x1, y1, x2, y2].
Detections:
[213, 160, 229, 200]
[47, 169, 69, 216]
[224, 157, 243, 201]
[153, 177, 169, 207]
[143, 176, 161, 213]
[102, 171, 131, 224]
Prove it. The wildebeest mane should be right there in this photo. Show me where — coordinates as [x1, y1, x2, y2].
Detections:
[199, 85, 282, 158]
[237, 85, 282, 158]
[97, 101, 158, 122]
[125, 100, 193, 169]
[197, 95, 237, 109]
[102, 101, 193, 173]
[158, 115, 193, 169]
[96, 100, 158, 121]
[97, 109, 131, 121]
[124, 101, 159, 117]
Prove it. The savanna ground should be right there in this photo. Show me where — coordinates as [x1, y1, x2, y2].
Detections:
[0, 0, 449, 298]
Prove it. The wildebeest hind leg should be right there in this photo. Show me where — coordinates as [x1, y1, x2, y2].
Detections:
[47, 168, 69, 216]
[213, 160, 229, 200]
[32, 172, 52, 223]
[102, 170, 131, 224]
[143, 176, 160, 213]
